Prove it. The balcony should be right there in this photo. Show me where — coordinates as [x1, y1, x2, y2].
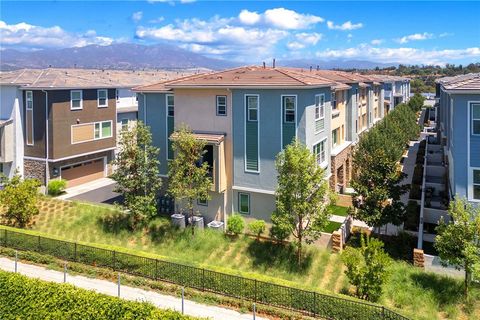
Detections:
[0, 119, 14, 163]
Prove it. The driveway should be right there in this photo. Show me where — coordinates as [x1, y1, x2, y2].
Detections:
[59, 178, 124, 204]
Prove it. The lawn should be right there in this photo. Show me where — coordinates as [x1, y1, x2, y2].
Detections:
[14, 198, 480, 319]
[329, 205, 349, 217]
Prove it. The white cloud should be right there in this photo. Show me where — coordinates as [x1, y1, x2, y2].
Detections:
[0, 20, 114, 49]
[263, 8, 323, 29]
[238, 10, 261, 25]
[149, 17, 165, 23]
[315, 44, 480, 65]
[396, 32, 433, 44]
[295, 32, 322, 45]
[370, 39, 384, 45]
[439, 32, 454, 38]
[287, 41, 305, 50]
[132, 11, 143, 23]
[327, 20, 363, 31]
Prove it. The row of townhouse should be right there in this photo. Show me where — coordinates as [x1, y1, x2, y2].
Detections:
[134, 66, 410, 223]
[0, 68, 192, 187]
[436, 73, 480, 205]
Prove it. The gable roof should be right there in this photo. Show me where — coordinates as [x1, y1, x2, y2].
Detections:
[437, 73, 480, 90]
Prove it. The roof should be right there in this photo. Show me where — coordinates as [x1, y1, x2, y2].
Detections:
[368, 74, 410, 82]
[170, 131, 225, 144]
[0, 68, 197, 89]
[437, 73, 480, 90]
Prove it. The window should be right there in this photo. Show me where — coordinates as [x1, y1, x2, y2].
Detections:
[197, 198, 208, 206]
[121, 119, 129, 131]
[313, 140, 326, 166]
[26, 91, 33, 110]
[94, 121, 112, 139]
[98, 89, 108, 108]
[472, 103, 480, 135]
[331, 91, 337, 110]
[283, 96, 296, 123]
[315, 94, 325, 120]
[216, 95, 227, 116]
[116, 89, 119, 101]
[473, 169, 480, 200]
[238, 193, 250, 214]
[332, 128, 339, 147]
[70, 90, 83, 110]
[167, 95, 174, 117]
[247, 95, 258, 121]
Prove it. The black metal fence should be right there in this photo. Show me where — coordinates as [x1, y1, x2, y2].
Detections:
[0, 227, 409, 320]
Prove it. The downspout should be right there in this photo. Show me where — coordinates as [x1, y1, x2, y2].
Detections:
[42, 90, 49, 194]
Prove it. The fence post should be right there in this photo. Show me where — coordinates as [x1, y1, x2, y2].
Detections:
[202, 268, 205, 291]
[37, 235, 41, 251]
[112, 250, 116, 271]
[64, 262, 67, 283]
[254, 279, 257, 303]
[15, 250, 17, 273]
[181, 287, 185, 314]
[4, 229, 7, 246]
[74, 243, 77, 262]
[253, 303, 256, 320]
[155, 259, 158, 280]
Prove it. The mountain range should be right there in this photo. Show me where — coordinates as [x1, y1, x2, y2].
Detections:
[0, 43, 397, 71]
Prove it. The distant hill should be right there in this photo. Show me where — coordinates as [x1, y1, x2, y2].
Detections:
[0, 43, 239, 71]
[0, 43, 398, 71]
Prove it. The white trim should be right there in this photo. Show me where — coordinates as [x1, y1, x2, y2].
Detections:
[244, 94, 260, 173]
[97, 89, 108, 108]
[25, 90, 34, 146]
[280, 94, 298, 149]
[314, 93, 325, 134]
[70, 122, 94, 145]
[24, 156, 47, 161]
[238, 192, 251, 214]
[467, 100, 480, 201]
[232, 185, 275, 195]
[70, 90, 83, 110]
[166, 94, 174, 160]
[216, 95, 227, 116]
[48, 147, 116, 162]
[312, 137, 328, 168]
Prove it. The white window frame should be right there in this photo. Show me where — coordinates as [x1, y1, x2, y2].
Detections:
[313, 138, 328, 168]
[246, 95, 258, 122]
[331, 91, 337, 110]
[120, 118, 129, 131]
[166, 94, 175, 117]
[332, 128, 339, 148]
[70, 90, 83, 110]
[282, 95, 296, 124]
[26, 91, 33, 110]
[197, 198, 208, 206]
[94, 120, 113, 140]
[472, 103, 480, 136]
[314, 94, 325, 120]
[238, 192, 250, 214]
[166, 94, 175, 161]
[25, 90, 34, 146]
[216, 95, 227, 116]
[471, 168, 480, 201]
[97, 89, 108, 108]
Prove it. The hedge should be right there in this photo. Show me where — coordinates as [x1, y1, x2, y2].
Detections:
[0, 270, 199, 320]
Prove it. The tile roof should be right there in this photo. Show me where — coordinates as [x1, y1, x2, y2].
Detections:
[0, 68, 196, 89]
[170, 131, 225, 144]
[437, 73, 480, 90]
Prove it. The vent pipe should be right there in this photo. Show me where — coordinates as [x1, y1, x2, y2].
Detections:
[263, 61, 266, 69]
[273, 58, 276, 68]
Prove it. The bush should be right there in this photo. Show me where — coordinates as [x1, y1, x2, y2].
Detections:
[247, 220, 266, 240]
[409, 184, 421, 200]
[47, 179, 67, 196]
[404, 201, 420, 231]
[411, 165, 424, 185]
[226, 214, 245, 235]
[0, 270, 198, 320]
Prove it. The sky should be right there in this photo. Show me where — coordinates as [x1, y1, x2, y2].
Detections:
[1, 0, 480, 65]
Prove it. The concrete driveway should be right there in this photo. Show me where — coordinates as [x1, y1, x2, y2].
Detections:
[59, 178, 124, 204]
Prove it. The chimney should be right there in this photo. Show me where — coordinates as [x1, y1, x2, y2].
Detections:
[273, 58, 276, 68]
[316, 65, 320, 71]
[263, 61, 266, 69]
[310, 66, 312, 72]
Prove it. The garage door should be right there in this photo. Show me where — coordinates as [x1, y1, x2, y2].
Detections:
[61, 158, 105, 188]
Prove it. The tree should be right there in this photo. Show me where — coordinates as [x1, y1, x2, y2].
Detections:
[341, 234, 392, 302]
[227, 214, 245, 236]
[434, 198, 480, 297]
[248, 220, 266, 240]
[111, 122, 162, 229]
[0, 171, 40, 228]
[408, 93, 425, 112]
[167, 127, 212, 235]
[351, 104, 418, 231]
[274, 140, 331, 264]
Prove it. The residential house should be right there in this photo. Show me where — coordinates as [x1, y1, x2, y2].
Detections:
[436, 73, 480, 205]
[135, 66, 394, 223]
[370, 75, 410, 112]
[0, 68, 191, 188]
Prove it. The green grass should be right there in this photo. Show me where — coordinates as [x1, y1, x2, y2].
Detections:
[13, 198, 480, 320]
[329, 205, 349, 217]
[322, 221, 342, 233]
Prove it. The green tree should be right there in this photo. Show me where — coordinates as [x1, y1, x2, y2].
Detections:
[111, 122, 162, 229]
[274, 140, 331, 264]
[167, 127, 212, 235]
[341, 234, 392, 302]
[0, 171, 40, 228]
[408, 93, 425, 112]
[435, 198, 480, 297]
[227, 214, 245, 236]
[248, 220, 266, 240]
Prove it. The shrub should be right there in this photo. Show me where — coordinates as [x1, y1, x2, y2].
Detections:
[247, 220, 266, 240]
[411, 165, 424, 185]
[226, 214, 245, 235]
[404, 201, 420, 231]
[0, 270, 198, 320]
[409, 184, 421, 200]
[47, 179, 67, 196]
[270, 211, 292, 243]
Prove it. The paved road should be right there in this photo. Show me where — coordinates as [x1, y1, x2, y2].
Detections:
[69, 182, 124, 204]
[0, 257, 267, 320]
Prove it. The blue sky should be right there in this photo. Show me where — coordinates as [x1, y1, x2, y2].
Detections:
[1, 1, 479, 65]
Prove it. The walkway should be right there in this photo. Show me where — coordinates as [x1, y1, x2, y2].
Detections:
[57, 178, 120, 203]
[0, 257, 267, 320]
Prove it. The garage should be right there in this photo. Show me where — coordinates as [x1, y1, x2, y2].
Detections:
[61, 158, 105, 188]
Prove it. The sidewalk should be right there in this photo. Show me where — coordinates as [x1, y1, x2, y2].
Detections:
[0, 257, 267, 320]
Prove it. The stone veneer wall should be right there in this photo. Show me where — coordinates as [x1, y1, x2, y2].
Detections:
[413, 249, 425, 268]
[23, 159, 46, 184]
[330, 145, 353, 191]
